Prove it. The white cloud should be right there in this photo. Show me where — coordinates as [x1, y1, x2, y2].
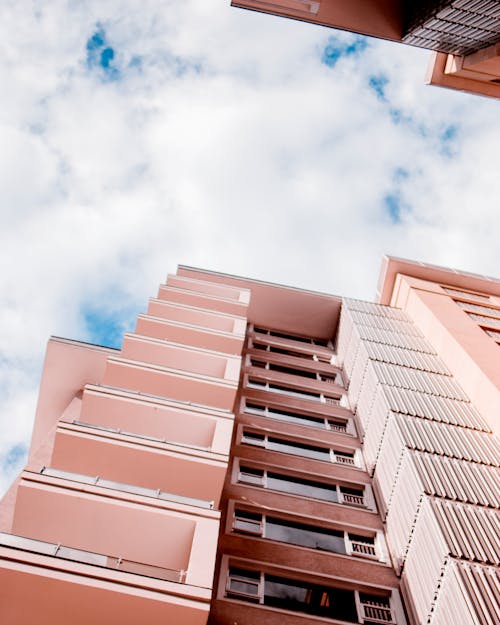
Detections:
[0, 0, 499, 494]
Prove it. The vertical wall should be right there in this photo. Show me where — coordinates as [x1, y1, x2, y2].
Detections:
[336, 298, 500, 625]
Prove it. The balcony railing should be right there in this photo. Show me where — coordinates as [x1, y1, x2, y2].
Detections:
[40, 467, 214, 509]
[0, 532, 186, 583]
[339, 492, 365, 507]
[350, 540, 377, 558]
[244, 403, 350, 433]
[72, 420, 212, 452]
[360, 598, 395, 624]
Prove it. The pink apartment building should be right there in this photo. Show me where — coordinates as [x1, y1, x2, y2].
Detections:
[0, 256, 498, 624]
[230, 0, 500, 99]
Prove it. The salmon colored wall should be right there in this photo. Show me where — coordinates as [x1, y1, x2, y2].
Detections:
[49, 429, 227, 505]
[12, 482, 196, 570]
[30, 339, 115, 461]
[80, 388, 220, 449]
[391, 274, 500, 434]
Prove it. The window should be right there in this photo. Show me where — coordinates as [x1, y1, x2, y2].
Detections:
[241, 429, 356, 465]
[244, 401, 351, 433]
[247, 378, 341, 405]
[237, 464, 366, 507]
[226, 567, 394, 623]
[253, 327, 330, 347]
[233, 509, 348, 555]
[233, 509, 263, 535]
[249, 358, 343, 384]
[226, 568, 261, 600]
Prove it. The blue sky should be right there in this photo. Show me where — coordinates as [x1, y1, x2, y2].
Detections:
[0, 0, 499, 494]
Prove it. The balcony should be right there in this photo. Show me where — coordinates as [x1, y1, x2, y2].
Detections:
[40, 466, 215, 509]
[102, 338, 241, 410]
[242, 400, 356, 436]
[209, 558, 403, 625]
[136, 313, 246, 355]
[148, 299, 247, 333]
[80, 385, 233, 454]
[236, 464, 372, 511]
[11, 472, 219, 589]
[158, 275, 250, 317]
[49, 421, 228, 506]
[0, 532, 186, 582]
[0, 472, 220, 624]
[246, 376, 344, 407]
[240, 429, 360, 468]
[232, 507, 381, 562]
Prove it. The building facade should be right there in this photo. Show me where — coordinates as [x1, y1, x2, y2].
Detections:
[0, 257, 498, 624]
[230, 0, 500, 99]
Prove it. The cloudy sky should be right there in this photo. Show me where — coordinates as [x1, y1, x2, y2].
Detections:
[0, 0, 499, 494]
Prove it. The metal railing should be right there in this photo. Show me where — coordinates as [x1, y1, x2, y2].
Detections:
[340, 492, 365, 507]
[40, 467, 214, 509]
[72, 420, 211, 452]
[0, 532, 186, 583]
[351, 540, 377, 557]
[360, 598, 394, 623]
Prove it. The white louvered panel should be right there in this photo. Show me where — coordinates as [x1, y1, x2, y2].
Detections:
[346, 339, 371, 412]
[383, 386, 488, 430]
[356, 324, 436, 353]
[396, 416, 500, 466]
[355, 365, 380, 433]
[403, 496, 450, 625]
[335, 307, 355, 367]
[348, 310, 424, 337]
[430, 560, 482, 625]
[372, 361, 468, 400]
[343, 298, 410, 321]
[431, 500, 500, 565]
[363, 340, 451, 374]
[373, 415, 407, 517]
[385, 451, 426, 567]
[412, 452, 500, 508]
[342, 314, 362, 380]
[361, 384, 392, 473]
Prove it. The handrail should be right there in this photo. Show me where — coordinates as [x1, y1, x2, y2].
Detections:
[72, 420, 213, 453]
[0, 532, 186, 583]
[40, 467, 214, 510]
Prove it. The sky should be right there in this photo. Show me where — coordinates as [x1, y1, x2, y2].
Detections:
[0, 0, 499, 495]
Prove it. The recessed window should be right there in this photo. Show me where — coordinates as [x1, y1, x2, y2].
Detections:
[241, 429, 355, 465]
[227, 568, 261, 600]
[244, 401, 350, 433]
[233, 509, 263, 535]
[247, 378, 341, 405]
[238, 464, 366, 508]
[234, 509, 347, 554]
[226, 567, 393, 623]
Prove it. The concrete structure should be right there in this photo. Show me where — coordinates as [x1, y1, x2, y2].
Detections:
[230, 0, 500, 99]
[0, 257, 498, 624]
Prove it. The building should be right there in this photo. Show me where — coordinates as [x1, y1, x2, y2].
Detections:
[0, 256, 498, 624]
[230, 0, 500, 99]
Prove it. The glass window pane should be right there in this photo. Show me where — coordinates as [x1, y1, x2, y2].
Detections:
[267, 472, 338, 503]
[265, 518, 345, 554]
[267, 437, 330, 461]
